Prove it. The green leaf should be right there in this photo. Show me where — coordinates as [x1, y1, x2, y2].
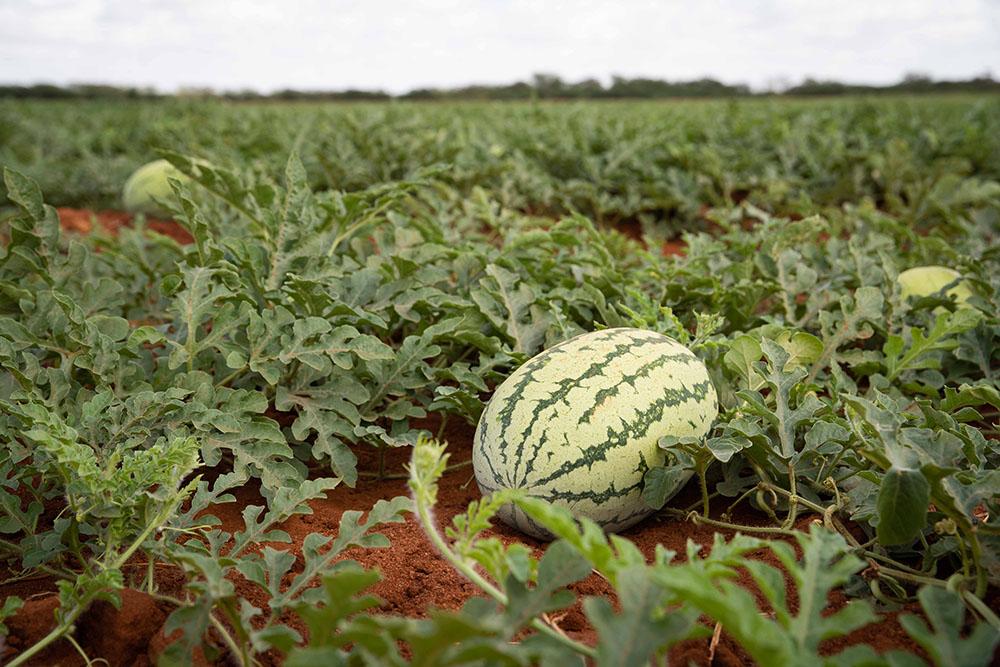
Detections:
[724, 335, 763, 389]
[275, 495, 410, 610]
[0, 595, 23, 634]
[357, 319, 460, 423]
[251, 624, 303, 656]
[513, 495, 646, 587]
[290, 566, 383, 647]
[941, 383, 1000, 413]
[642, 460, 692, 510]
[237, 306, 294, 383]
[585, 566, 701, 666]
[0, 487, 43, 534]
[165, 266, 247, 370]
[428, 384, 485, 422]
[278, 321, 393, 374]
[809, 286, 883, 383]
[768, 529, 876, 657]
[471, 264, 553, 356]
[4, 167, 48, 224]
[955, 323, 1000, 382]
[277, 376, 367, 485]
[876, 466, 930, 546]
[647, 528, 872, 666]
[738, 339, 823, 460]
[650, 533, 790, 663]
[170, 472, 243, 530]
[883, 309, 982, 383]
[500, 540, 590, 638]
[405, 608, 532, 666]
[899, 587, 1000, 667]
[775, 330, 824, 370]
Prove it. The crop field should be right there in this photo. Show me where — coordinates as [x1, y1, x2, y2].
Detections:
[1, 95, 1000, 666]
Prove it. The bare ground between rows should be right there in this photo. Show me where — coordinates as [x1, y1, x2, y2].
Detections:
[0, 209, 972, 665]
[55, 207, 195, 245]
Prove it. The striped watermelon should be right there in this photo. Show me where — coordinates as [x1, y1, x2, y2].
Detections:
[473, 327, 717, 540]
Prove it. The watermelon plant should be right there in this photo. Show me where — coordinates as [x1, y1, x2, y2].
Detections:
[0, 95, 999, 665]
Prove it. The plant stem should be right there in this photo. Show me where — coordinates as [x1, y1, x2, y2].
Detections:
[0, 536, 23, 554]
[965, 530, 988, 598]
[697, 458, 711, 517]
[861, 550, 933, 577]
[109, 502, 177, 571]
[65, 633, 103, 667]
[146, 590, 186, 606]
[685, 490, 721, 515]
[214, 364, 248, 389]
[411, 465, 595, 658]
[874, 564, 954, 590]
[756, 487, 783, 525]
[327, 200, 394, 257]
[765, 482, 830, 516]
[214, 603, 251, 667]
[963, 590, 1000, 631]
[782, 464, 799, 529]
[436, 415, 450, 440]
[724, 485, 760, 518]
[662, 508, 803, 537]
[9, 497, 187, 666]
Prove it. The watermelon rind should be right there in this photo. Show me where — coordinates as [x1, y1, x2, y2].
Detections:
[897, 265, 974, 307]
[473, 327, 717, 540]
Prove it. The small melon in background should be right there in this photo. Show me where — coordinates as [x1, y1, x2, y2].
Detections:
[473, 327, 717, 540]
[122, 159, 190, 218]
[897, 266, 974, 307]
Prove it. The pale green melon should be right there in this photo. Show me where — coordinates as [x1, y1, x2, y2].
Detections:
[122, 159, 190, 218]
[897, 266, 973, 307]
[473, 328, 717, 540]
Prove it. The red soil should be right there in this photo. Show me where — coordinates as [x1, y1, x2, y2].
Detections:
[56, 207, 194, 245]
[612, 217, 688, 257]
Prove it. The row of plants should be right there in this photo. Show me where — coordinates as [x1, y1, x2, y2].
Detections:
[3, 97, 999, 233]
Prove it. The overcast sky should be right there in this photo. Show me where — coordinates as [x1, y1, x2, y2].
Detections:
[1, 0, 998, 93]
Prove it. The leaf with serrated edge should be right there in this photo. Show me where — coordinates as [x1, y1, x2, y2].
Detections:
[500, 540, 590, 638]
[899, 587, 1000, 667]
[585, 565, 701, 667]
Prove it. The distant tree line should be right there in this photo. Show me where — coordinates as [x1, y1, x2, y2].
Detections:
[0, 83, 161, 99]
[2, 73, 998, 101]
[782, 73, 1000, 96]
[399, 74, 753, 101]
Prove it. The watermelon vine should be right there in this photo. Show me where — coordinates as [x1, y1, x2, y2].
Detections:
[1, 96, 999, 665]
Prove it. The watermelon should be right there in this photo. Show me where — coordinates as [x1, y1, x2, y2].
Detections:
[122, 159, 190, 218]
[897, 266, 973, 307]
[473, 327, 717, 540]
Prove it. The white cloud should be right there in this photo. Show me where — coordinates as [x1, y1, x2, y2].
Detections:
[0, 0, 997, 92]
